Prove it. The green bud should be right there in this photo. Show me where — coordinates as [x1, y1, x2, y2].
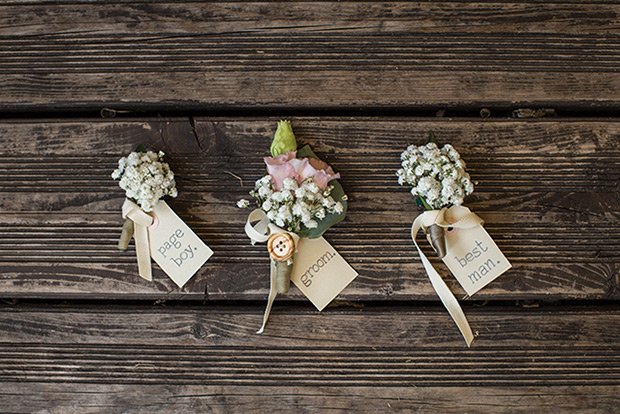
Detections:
[270, 120, 297, 156]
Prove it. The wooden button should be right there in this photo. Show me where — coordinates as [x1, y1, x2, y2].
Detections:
[267, 233, 295, 262]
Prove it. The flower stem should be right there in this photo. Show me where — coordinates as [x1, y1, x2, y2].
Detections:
[118, 219, 134, 250]
[418, 195, 447, 258]
[426, 131, 438, 145]
[418, 196, 432, 211]
[274, 261, 293, 294]
[427, 224, 447, 259]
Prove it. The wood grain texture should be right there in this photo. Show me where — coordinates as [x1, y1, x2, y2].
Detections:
[1, 118, 619, 300]
[2, 384, 619, 414]
[0, 305, 619, 412]
[1, 1, 620, 110]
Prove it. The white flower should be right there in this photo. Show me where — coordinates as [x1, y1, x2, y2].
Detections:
[112, 150, 177, 212]
[258, 184, 272, 198]
[237, 199, 250, 208]
[307, 182, 320, 194]
[396, 141, 473, 209]
[283, 178, 298, 191]
[295, 186, 307, 198]
[271, 191, 284, 203]
[305, 219, 318, 229]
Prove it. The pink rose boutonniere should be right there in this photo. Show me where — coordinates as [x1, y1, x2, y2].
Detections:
[238, 121, 348, 333]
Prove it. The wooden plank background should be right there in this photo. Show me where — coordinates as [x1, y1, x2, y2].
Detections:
[2, 1, 620, 411]
[1, 1, 620, 110]
[1, 117, 618, 300]
[0, 304, 618, 412]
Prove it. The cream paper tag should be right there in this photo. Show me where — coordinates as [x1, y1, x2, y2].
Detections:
[442, 224, 511, 296]
[290, 237, 358, 311]
[148, 201, 213, 288]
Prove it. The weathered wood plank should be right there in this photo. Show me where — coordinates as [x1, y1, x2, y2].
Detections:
[1, 118, 619, 300]
[1, 2, 620, 110]
[0, 305, 619, 412]
[1, 384, 618, 414]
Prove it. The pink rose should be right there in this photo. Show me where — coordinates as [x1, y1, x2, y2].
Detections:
[264, 151, 340, 190]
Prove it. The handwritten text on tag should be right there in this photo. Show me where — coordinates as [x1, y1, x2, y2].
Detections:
[442, 224, 511, 296]
[291, 237, 358, 311]
[149, 201, 213, 288]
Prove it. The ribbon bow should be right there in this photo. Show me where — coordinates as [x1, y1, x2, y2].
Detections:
[245, 209, 300, 334]
[121, 199, 155, 281]
[411, 205, 483, 347]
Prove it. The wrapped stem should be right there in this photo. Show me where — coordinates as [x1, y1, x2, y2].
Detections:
[118, 218, 134, 250]
[427, 224, 447, 259]
[258, 258, 293, 334]
[274, 260, 293, 294]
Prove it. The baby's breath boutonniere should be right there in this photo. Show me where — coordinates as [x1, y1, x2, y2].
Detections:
[111, 147, 178, 281]
[396, 134, 474, 257]
[112, 147, 177, 251]
[397, 133, 511, 347]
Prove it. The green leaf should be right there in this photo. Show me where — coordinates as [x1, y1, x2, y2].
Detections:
[295, 145, 348, 239]
[415, 196, 432, 211]
[295, 144, 319, 160]
[135, 144, 147, 153]
[270, 120, 297, 157]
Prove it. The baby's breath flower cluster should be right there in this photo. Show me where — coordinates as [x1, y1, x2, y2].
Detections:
[396, 142, 473, 209]
[238, 175, 344, 235]
[112, 150, 177, 212]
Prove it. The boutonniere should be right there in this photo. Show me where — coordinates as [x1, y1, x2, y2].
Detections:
[113, 147, 212, 287]
[239, 121, 358, 333]
[397, 134, 511, 346]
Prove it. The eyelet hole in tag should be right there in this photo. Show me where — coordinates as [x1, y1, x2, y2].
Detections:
[445, 217, 458, 236]
[147, 212, 159, 230]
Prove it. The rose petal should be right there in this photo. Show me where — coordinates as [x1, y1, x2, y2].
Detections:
[264, 151, 298, 190]
[265, 162, 296, 190]
[307, 158, 340, 186]
[306, 157, 330, 173]
[263, 151, 341, 190]
[289, 158, 315, 181]
[264, 151, 297, 166]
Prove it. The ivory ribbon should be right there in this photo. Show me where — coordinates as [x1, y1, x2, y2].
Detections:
[122, 199, 154, 281]
[411, 206, 483, 347]
[245, 209, 300, 334]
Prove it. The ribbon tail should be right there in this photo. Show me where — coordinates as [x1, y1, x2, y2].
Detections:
[133, 223, 152, 281]
[418, 244, 474, 346]
[413, 214, 474, 347]
[257, 259, 279, 334]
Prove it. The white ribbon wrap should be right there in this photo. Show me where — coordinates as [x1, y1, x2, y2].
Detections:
[245, 209, 300, 334]
[122, 199, 154, 281]
[411, 205, 483, 347]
